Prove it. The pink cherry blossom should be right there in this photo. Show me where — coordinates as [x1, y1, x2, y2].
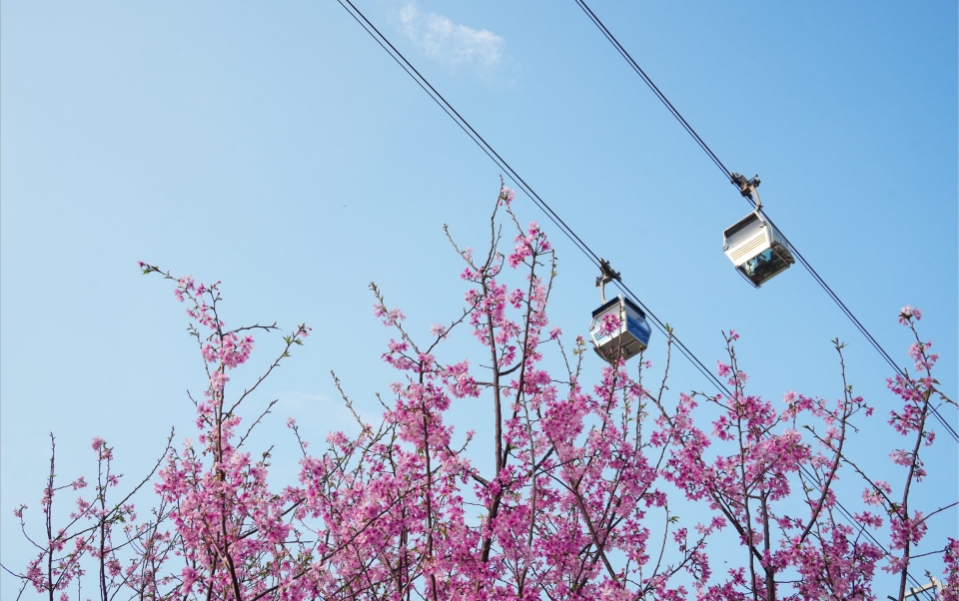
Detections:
[7, 198, 952, 601]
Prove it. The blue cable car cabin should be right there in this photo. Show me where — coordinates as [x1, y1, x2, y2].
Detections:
[590, 294, 651, 363]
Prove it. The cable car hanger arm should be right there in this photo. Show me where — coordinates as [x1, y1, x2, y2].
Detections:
[595, 258, 621, 304]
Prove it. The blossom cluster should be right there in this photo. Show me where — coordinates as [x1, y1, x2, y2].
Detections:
[6, 195, 952, 601]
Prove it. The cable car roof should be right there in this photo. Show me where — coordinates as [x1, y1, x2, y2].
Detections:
[591, 294, 646, 318]
[723, 211, 763, 239]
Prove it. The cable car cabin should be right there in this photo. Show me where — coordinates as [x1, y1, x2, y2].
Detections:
[589, 294, 651, 363]
[722, 211, 795, 287]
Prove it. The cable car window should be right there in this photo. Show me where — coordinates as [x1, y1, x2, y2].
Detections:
[738, 247, 790, 286]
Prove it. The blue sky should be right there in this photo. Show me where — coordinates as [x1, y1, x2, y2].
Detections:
[2, 1, 956, 597]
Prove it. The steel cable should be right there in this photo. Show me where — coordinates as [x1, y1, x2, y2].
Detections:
[335, 0, 953, 593]
[573, 0, 958, 444]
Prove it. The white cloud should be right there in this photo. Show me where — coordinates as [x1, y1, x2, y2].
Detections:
[398, 4, 505, 72]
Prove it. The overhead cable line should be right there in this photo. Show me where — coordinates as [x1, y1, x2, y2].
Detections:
[334, 0, 729, 399]
[334, 0, 597, 268]
[571, 0, 957, 578]
[335, 1, 953, 590]
[573, 0, 958, 444]
[762, 210, 958, 443]
[574, 0, 734, 185]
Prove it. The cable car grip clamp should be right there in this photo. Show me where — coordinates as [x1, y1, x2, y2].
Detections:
[731, 172, 762, 212]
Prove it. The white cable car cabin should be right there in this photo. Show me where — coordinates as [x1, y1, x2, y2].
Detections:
[590, 294, 651, 363]
[723, 174, 795, 288]
[723, 210, 794, 288]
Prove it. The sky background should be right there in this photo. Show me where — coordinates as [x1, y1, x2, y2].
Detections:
[2, 1, 956, 597]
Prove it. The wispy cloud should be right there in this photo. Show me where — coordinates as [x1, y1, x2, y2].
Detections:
[397, 4, 506, 73]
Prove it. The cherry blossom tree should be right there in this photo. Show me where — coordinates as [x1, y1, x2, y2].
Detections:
[3, 185, 955, 601]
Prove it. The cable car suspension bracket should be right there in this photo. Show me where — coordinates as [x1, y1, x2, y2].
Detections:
[596, 258, 621, 304]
